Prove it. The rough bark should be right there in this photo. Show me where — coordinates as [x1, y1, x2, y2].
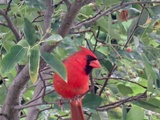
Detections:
[57, 0, 83, 37]
[0, 65, 30, 120]
[0, 0, 84, 120]
[27, 0, 53, 118]
[26, 79, 45, 120]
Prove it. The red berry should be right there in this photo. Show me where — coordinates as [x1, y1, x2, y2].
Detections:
[126, 47, 132, 52]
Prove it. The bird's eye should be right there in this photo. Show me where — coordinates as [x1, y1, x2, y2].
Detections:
[86, 55, 97, 61]
[84, 55, 97, 75]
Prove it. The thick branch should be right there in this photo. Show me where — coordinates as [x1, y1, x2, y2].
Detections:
[26, 0, 53, 119]
[0, 0, 84, 120]
[0, 65, 30, 120]
[57, 0, 83, 37]
[43, 0, 53, 38]
[63, 0, 71, 10]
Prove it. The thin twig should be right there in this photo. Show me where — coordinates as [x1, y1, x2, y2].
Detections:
[5, 0, 12, 13]
[0, 22, 8, 27]
[123, 7, 146, 48]
[71, 1, 160, 30]
[0, 76, 8, 91]
[93, 26, 100, 53]
[89, 26, 101, 94]
[39, 72, 46, 101]
[15, 89, 55, 110]
[97, 77, 147, 89]
[54, 112, 70, 120]
[97, 91, 147, 111]
[98, 64, 117, 96]
[120, 0, 125, 5]
[32, 14, 44, 23]
[53, 0, 64, 8]
[0, 9, 21, 41]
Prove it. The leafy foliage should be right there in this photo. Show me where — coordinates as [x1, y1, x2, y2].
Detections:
[29, 46, 40, 83]
[41, 51, 67, 81]
[1, 45, 27, 73]
[24, 18, 37, 46]
[0, 0, 160, 120]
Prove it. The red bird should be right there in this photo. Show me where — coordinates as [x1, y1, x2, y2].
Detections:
[53, 46, 101, 120]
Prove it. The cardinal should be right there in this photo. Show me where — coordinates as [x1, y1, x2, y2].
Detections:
[53, 46, 101, 120]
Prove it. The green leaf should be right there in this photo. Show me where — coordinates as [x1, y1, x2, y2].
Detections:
[2, 31, 15, 52]
[116, 13, 127, 35]
[2, 40, 15, 52]
[128, 9, 148, 37]
[122, 105, 127, 120]
[25, 0, 46, 9]
[132, 100, 160, 113]
[43, 34, 63, 43]
[126, 106, 144, 120]
[41, 52, 67, 82]
[83, 94, 102, 110]
[91, 111, 101, 120]
[95, 0, 103, 6]
[100, 59, 113, 72]
[138, 9, 149, 25]
[108, 108, 122, 120]
[142, 54, 157, 92]
[96, 17, 108, 33]
[147, 98, 160, 108]
[117, 84, 133, 95]
[24, 18, 36, 46]
[108, 15, 121, 40]
[95, 51, 107, 60]
[0, 84, 7, 104]
[133, 36, 140, 48]
[104, 0, 120, 6]
[99, 111, 108, 120]
[1, 45, 27, 73]
[29, 46, 40, 83]
[80, 5, 94, 16]
[17, 39, 30, 48]
[150, 5, 160, 17]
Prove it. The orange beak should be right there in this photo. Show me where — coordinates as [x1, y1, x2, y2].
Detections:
[89, 60, 101, 68]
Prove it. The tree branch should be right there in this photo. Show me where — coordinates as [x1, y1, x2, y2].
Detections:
[71, 1, 160, 30]
[0, 22, 8, 27]
[43, 0, 53, 38]
[26, 79, 46, 120]
[97, 77, 147, 89]
[63, 0, 71, 11]
[0, 0, 85, 119]
[5, 0, 12, 13]
[98, 64, 117, 96]
[0, 65, 30, 120]
[123, 7, 145, 48]
[0, 9, 21, 42]
[97, 91, 147, 111]
[57, 0, 83, 37]
[26, 0, 53, 119]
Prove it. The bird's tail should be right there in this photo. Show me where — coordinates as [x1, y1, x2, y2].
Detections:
[70, 99, 85, 120]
